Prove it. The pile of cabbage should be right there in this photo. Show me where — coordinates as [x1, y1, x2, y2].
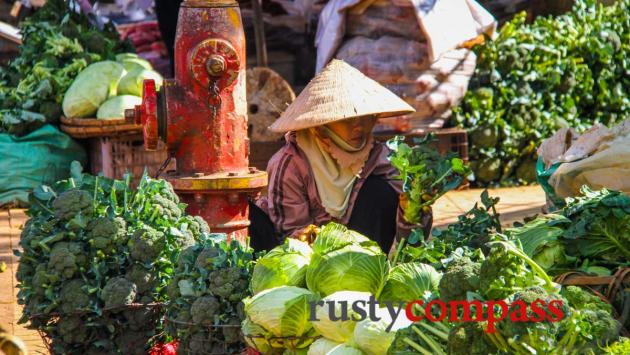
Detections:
[243, 223, 442, 354]
[62, 53, 163, 119]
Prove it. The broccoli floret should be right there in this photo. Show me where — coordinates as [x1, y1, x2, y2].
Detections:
[438, 257, 481, 302]
[150, 194, 182, 222]
[194, 247, 222, 269]
[166, 277, 181, 300]
[123, 296, 157, 331]
[175, 307, 192, 323]
[101, 277, 137, 309]
[209, 267, 249, 301]
[87, 217, 124, 252]
[48, 242, 85, 278]
[52, 189, 93, 221]
[59, 279, 90, 314]
[447, 322, 497, 355]
[193, 215, 210, 234]
[16, 262, 34, 283]
[114, 330, 151, 355]
[191, 296, 220, 326]
[32, 264, 58, 295]
[562, 285, 613, 313]
[177, 246, 200, 272]
[126, 264, 156, 295]
[128, 226, 165, 263]
[57, 316, 88, 344]
[222, 317, 242, 344]
[577, 308, 621, 347]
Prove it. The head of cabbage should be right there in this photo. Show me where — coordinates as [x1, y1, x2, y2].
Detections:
[244, 286, 320, 351]
[96, 95, 142, 119]
[251, 239, 312, 295]
[311, 291, 372, 343]
[308, 340, 364, 355]
[306, 223, 388, 297]
[62, 61, 126, 118]
[119, 56, 153, 72]
[118, 68, 164, 97]
[379, 263, 441, 303]
[353, 307, 410, 355]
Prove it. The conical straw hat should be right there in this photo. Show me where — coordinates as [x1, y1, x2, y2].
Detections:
[269, 59, 415, 133]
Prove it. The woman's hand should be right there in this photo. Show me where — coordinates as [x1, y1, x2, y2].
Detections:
[292, 225, 320, 245]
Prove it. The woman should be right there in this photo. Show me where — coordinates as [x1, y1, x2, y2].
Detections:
[249, 59, 432, 252]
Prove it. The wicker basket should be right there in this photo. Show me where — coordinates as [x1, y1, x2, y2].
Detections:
[89, 134, 175, 187]
[60, 116, 142, 139]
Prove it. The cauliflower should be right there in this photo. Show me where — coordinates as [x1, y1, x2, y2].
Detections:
[101, 277, 137, 309]
[191, 296, 220, 326]
[52, 189, 93, 221]
[59, 279, 90, 314]
[126, 264, 156, 295]
[128, 226, 165, 263]
[438, 257, 481, 302]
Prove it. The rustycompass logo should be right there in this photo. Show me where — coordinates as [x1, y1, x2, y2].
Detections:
[309, 296, 565, 333]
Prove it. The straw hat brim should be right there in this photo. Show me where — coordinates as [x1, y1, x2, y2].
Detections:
[268, 59, 415, 133]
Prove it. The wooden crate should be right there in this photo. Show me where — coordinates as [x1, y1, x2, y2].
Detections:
[88, 135, 175, 187]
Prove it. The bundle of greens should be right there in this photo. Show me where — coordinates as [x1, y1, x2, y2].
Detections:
[387, 134, 470, 227]
[165, 235, 254, 354]
[0, 0, 133, 135]
[397, 190, 501, 269]
[16, 163, 207, 354]
[453, 0, 630, 186]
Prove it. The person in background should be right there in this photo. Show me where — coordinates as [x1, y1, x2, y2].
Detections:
[249, 59, 433, 253]
[153, 0, 183, 75]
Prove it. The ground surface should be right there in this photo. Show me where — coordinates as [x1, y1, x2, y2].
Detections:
[0, 185, 546, 354]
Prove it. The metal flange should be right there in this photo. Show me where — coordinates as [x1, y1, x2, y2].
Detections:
[165, 169, 267, 192]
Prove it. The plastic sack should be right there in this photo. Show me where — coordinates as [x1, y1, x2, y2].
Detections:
[0, 124, 87, 206]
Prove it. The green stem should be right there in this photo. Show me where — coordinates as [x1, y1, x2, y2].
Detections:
[411, 325, 446, 355]
[491, 330, 510, 350]
[392, 238, 406, 266]
[402, 338, 432, 355]
[484, 332, 503, 350]
[497, 241, 556, 292]
[417, 322, 449, 342]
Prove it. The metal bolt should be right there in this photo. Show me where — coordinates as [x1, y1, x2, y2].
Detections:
[194, 172, 205, 177]
[206, 55, 226, 77]
[194, 193, 205, 203]
[227, 193, 240, 205]
[228, 172, 238, 177]
[249, 167, 258, 174]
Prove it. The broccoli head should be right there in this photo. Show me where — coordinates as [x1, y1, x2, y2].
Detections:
[126, 264, 156, 295]
[222, 317, 242, 344]
[57, 315, 89, 344]
[87, 217, 124, 252]
[16, 262, 34, 283]
[177, 246, 200, 272]
[31, 264, 59, 295]
[175, 306, 192, 323]
[447, 322, 497, 355]
[149, 194, 182, 222]
[561, 285, 613, 313]
[123, 296, 157, 331]
[166, 277, 181, 300]
[128, 226, 165, 263]
[191, 295, 220, 326]
[438, 257, 481, 302]
[209, 267, 249, 301]
[101, 277, 137, 309]
[59, 279, 90, 314]
[571, 308, 621, 351]
[48, 242, 85, 278]
[479, 245, 531, 300]
[194, 246, 222, 269]
[114, 330, 152, 355]
[52, 189, 93, 221]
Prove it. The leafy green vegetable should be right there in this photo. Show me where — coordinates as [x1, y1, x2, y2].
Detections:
[387, 134, 470, 228]
[453, 0, 630, 186]
[16, 163, 206, 353]
[118, 68, 163, 97]
[311, 291, 372, 343]
[62, 61, 126, 118]
[96, 95, 142, 119]
[250, 238, 312, 295]
[165, 234, 254, 354]
[379, 263, 441, 303]
[0, 0, 133, 134]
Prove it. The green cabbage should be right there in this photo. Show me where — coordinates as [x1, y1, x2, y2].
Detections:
[306, 243, 388, 297]
[244, 286, 320, 350]
[251, 239, 312, 295]
[119, 57, 153, 72]
[379, 263, 441, 303]
[96, 95, 142, 119]
[327, 344, 365, 355]
[62, 61, 126, 118]
[115, 53, 140, 62]
[118, 68, 163, 97]
[353, 308, 396, 355]
[307, 338, 342, 355]
[306, 223, 388, 297]
[311, 291, 372, 343]
[242, 317, 276, 354]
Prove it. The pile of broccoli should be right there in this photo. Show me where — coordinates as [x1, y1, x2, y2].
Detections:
[16, 163, 209, 354]
[165, 235, 254, 354]
[390, 239, 623, 354]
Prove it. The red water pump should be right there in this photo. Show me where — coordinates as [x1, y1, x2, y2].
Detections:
[126, 0, 267, 241]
